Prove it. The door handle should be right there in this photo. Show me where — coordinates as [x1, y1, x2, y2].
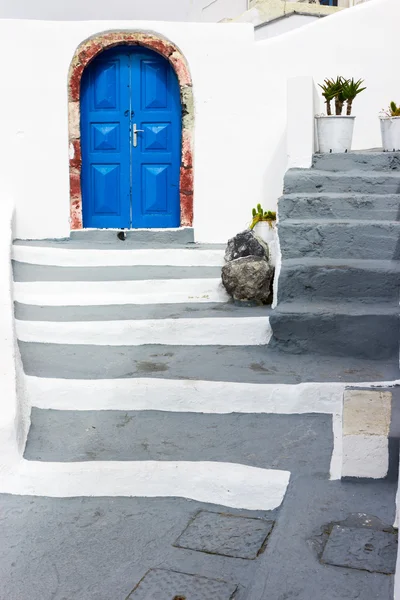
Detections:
[133, 124, 144, 147]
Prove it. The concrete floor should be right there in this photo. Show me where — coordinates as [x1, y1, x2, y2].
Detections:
[0, 477, 396, 600]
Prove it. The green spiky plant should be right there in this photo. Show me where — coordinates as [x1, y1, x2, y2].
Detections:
[341, 78, 367, 115]
[318, 77, 366, 116]
[250, 204, 277, 230]
[319, 78, 336, 116]
[384, 101, 400, 117]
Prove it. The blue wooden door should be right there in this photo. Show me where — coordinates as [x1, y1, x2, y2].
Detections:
[81, 46, 181, 229]
[130, 50, 181, 228]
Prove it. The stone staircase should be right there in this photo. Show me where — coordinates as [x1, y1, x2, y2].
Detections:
[5, 216, 400, 598]
[8, 224, 400, 504]
[272, 151, 400, 359]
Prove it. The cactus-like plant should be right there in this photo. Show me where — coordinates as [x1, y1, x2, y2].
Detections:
[250, 204, 277, 229]
[341, 78, 366, 115]
[318, 76, 366, 116]
[390, 102, 400, 116]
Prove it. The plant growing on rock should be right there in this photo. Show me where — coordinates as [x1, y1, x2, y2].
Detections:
[250, 204, 276, 230]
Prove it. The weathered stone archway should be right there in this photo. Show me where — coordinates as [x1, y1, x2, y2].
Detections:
[68, 31, 194, 230]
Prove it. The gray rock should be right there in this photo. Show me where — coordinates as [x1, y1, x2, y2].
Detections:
[221, 256, 274, 304]
[224, 230, 269, 262]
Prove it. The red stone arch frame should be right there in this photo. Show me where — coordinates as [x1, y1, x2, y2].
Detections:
[68, 31, 194, 230]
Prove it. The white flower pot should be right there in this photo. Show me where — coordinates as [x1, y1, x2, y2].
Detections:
[379, 116, 400, 151]
[253, 221, 277, 267]
[315, 115, 355, 153]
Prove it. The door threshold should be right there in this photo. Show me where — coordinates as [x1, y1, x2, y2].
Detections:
[70, 228, 195, 244]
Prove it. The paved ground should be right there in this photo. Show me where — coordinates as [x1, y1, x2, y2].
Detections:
[0, 477, 396, 600]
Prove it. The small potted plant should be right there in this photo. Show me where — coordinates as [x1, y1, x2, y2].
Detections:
[316, 77, 366, 153]
[379, 102, 400, 151]
[249, 204, 277, 265]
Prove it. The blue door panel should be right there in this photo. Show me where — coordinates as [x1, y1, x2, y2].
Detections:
[81, 46, 181, 229]
[92, 164, 120, 214]
[132, 53, 181, 228]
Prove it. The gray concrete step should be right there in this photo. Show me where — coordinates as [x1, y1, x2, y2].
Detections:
[278, 220, 400, 260]
[277, 259, 400, 303]
[14, 302, 270, 322]
[24, 408, 332, 476]
[12, 262, 222, 282]
[13, 238, 221, 251]
[278, 193, 400, 221]
[284, 169, 400, 195]
[70, 228, 195, 244]
[270, 301, 400, 359]
[312, 152, 400, 172]
[18, 341, 400, 383]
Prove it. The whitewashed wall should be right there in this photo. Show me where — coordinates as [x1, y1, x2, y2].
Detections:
[195, 0, 248, 22]
[255, 14, 319, 41]
[0, 0, 248, 22]
[251, 0, 400, 218]
[0, 0, 397, 243]
[0, 20, 257, 242]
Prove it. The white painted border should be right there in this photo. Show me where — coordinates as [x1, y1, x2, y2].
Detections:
[26, 376, 344, 478]
[12, 245, 225, 267]
[24, 377, 400, 483]
[26, 376, 345, 414]
[16, 317, 272, 346]
[14, 279, 230, 306]
[0, 459, 290, 510]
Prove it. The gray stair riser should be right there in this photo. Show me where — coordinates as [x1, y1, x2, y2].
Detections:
[24, 409, 332, 476]
[270, 313, 400, 360]
[278, 222, 400, 259]
[70, 228, 195, 244]
[12, 262, 222, 283]
[312, 153, 400, 172]
[278, 195, 400, 221]
[284, 171, 400, 194]
[14, 302, 270, 323]
[278, 264, 400, 302]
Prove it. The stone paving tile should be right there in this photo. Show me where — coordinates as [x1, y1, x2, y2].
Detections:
[174, 511, 274, 559]
[127, 568, 238, 599]
[321, 525, 398, 574]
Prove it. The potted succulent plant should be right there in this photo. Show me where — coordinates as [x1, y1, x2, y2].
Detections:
[249, 204, 277, 266]
[379, 102, 400, 151]
[316, 77, 366, 153]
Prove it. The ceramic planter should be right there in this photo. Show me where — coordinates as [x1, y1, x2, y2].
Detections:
[315, 115, 355, 153]
[379, 116, 400, 151]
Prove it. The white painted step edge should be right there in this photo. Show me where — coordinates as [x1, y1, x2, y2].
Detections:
[0, 459, 290, 510]
[25, 377, 345, 414]
[15, 317, 272, 346]
[13, 279, 230, 306]
[23, 377, 400, 483]
[12, 246, 225, 267]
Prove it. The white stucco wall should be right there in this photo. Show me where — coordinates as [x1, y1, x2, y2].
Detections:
[0, 0, 248, 22]
[251, 0, 400, 217]
[0, 0, 398, 243]
[255, 13, 320, 40]
[197, 0, 248, 22]
[0, 20, 258, 242]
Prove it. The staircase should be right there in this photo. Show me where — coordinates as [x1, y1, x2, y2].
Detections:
[5, 212, 400, 598]
[272, 151, 400, 359]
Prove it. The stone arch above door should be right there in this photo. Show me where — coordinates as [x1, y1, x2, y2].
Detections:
[68, 31, 194, 230]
